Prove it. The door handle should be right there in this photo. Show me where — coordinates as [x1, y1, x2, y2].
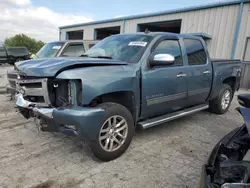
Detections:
[203, 70, 211, 74]
[177, 73, 187, 78]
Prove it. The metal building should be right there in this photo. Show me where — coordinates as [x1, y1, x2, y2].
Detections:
[59, 0, 250, 62]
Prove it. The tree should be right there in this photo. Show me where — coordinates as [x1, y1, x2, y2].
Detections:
[4, 34, 45, 54]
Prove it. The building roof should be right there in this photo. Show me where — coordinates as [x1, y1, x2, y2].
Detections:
[92, 32, 208, 40]
[59, 0, 249, 29]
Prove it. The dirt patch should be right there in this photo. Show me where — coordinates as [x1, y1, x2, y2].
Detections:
[179, 146, 197, 159]
[10, 142, 24, 148]
[0, 155, 9, 160]
[0, 92, 244, 188]
[60, 178, 86, 188]
[30, 180, 55, 188]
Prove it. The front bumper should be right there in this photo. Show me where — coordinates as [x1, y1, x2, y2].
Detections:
[16, 93, 105, 139]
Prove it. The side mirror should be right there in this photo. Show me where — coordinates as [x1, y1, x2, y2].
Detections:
[149, 54, 175, 67]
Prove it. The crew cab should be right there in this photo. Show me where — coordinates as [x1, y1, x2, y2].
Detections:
[6, 40, 98, 95]
[14, 33, 241, 161]
[0, 46, 31, 65]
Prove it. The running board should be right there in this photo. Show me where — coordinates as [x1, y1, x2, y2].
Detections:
[138, 104, 209, 129]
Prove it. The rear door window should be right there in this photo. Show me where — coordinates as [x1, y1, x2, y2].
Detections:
[0, 47, 5, 53]
[61, 43, 85, 57]
[183, 39, 207, 65]
[6, 47, 29, 56]
[0, 47, 7, 56]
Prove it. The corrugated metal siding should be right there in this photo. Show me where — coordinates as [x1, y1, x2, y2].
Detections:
[123, 4, 239, 58]
[60, 4, 244, 59]
[60, 21, 123, 40]
[235, 2, 250, 59]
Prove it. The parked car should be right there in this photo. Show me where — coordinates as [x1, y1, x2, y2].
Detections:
[34, 40, 99, 59]
[14, 32, 242, 161]
[0, 46, 31, 65]
[200, 94, 250, 188]
[6, 40, 99, 95]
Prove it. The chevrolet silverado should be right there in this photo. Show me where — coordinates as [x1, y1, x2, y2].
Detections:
[14, 32, 241, 161]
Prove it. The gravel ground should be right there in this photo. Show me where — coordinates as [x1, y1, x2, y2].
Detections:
[0, 65, 10, 93]
[0, 83, 246, 188]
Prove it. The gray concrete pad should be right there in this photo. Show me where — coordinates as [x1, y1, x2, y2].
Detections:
[0, 65, 12, 94]
[0, 91, 247, 188]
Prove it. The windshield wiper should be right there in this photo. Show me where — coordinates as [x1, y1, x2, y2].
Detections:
[79, 54, 89, 57]
[90, 55, 113, 59]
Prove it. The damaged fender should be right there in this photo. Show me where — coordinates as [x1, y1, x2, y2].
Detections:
[56, 64, 141, 106]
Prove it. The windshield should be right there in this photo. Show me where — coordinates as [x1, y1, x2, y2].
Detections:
[84, 35, 153, 63]
[35, 42, 64, 58]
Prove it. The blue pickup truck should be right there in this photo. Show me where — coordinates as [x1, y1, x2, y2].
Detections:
[15, 32, 241, 161]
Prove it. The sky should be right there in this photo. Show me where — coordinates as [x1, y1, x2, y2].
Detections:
[0, 0, 224, 42]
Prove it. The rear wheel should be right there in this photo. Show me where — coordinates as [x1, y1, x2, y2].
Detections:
[209, 84, 233, 114]
[90, 102, 134, 161]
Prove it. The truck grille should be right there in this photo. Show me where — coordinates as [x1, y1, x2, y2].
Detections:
[7, 71, 18, 89]
[16, 78, 51, 107]
[9, 80, 16, 88]
[7, 73, 17, 79]
[16, 77, 82, 108]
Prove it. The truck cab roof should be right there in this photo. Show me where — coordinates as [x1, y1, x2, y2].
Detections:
[116, 32, 203, 40]
[50, 40, 100, 44]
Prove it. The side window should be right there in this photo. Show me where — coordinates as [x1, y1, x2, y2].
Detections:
[61, 44, 84, 57]
[152, 40, 183, 66]
[183, 39, 207, 65]
[0, 47, 6, 55]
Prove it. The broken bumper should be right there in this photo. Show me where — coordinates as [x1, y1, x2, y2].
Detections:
[16, 93, 105, 139]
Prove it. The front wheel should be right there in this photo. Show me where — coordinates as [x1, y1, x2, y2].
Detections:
[209, 84, 233, 114]
[90, 102, 134, 161]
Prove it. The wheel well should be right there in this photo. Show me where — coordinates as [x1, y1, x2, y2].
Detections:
[223, 77, 236, 92]
[89, 91, 136, 120]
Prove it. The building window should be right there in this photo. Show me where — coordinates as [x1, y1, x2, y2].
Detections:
[66, 30, 83, 40]
[183, 39, 207, 65]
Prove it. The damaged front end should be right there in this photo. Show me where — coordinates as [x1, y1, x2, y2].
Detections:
[15, 76, 105, 139]
[201, 108, 250, 188]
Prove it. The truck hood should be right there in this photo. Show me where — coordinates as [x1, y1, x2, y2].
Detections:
[15, 57, 128, 77]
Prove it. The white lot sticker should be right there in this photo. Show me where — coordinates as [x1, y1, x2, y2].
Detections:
[128, 41, 147, 47]
[52, 46, 61, 50]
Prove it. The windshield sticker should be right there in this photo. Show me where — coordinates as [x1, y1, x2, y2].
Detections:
[52, 46, 61, 50]
[128, 41, 147, 47]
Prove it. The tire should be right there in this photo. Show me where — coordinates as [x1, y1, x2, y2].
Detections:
[90, 102, 135, 161]
[209, 84, 233, 114]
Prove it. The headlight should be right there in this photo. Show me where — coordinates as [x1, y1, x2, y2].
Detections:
[68, 80, 77, 105]
[48, 79, 82, 107]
